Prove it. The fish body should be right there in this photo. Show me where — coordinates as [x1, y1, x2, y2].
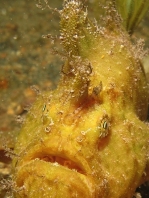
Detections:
[12, 1, 149, 197]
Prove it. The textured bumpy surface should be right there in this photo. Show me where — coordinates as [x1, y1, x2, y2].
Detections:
[12, 1, 149, 197]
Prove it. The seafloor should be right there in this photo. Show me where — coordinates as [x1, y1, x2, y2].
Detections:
[0, 0, 149, 197]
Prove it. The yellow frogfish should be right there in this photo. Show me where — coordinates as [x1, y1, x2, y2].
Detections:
[12, 0, 149, 197]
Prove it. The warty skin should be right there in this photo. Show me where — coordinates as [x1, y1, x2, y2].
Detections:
[12, 1, 149, 197]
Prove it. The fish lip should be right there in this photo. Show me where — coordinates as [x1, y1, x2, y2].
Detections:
[31, 153, 89, 175]
[16, 143, 91, 176]
[14, 159, 96, 198]
[14, 141, 96, 197]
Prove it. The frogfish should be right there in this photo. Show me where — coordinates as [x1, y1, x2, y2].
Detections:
[11, 0, 149, 197]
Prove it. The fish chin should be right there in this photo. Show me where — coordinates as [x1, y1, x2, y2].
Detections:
[14, 159, 95, 198]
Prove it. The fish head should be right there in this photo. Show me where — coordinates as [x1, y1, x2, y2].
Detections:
[12, 88, 114, 197]
[13, 81, 147, 198]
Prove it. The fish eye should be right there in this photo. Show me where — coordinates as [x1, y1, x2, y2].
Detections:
[103, 121, 108, 130]
[97, 116, 110, 138]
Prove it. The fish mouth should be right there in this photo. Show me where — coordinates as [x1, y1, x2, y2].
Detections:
[37, 154, 85, 174]
[14, 145, 95, 197]
[15, 142, 91, 176]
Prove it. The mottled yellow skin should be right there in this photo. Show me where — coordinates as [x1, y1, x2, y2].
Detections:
[12, 1, 149, 198]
